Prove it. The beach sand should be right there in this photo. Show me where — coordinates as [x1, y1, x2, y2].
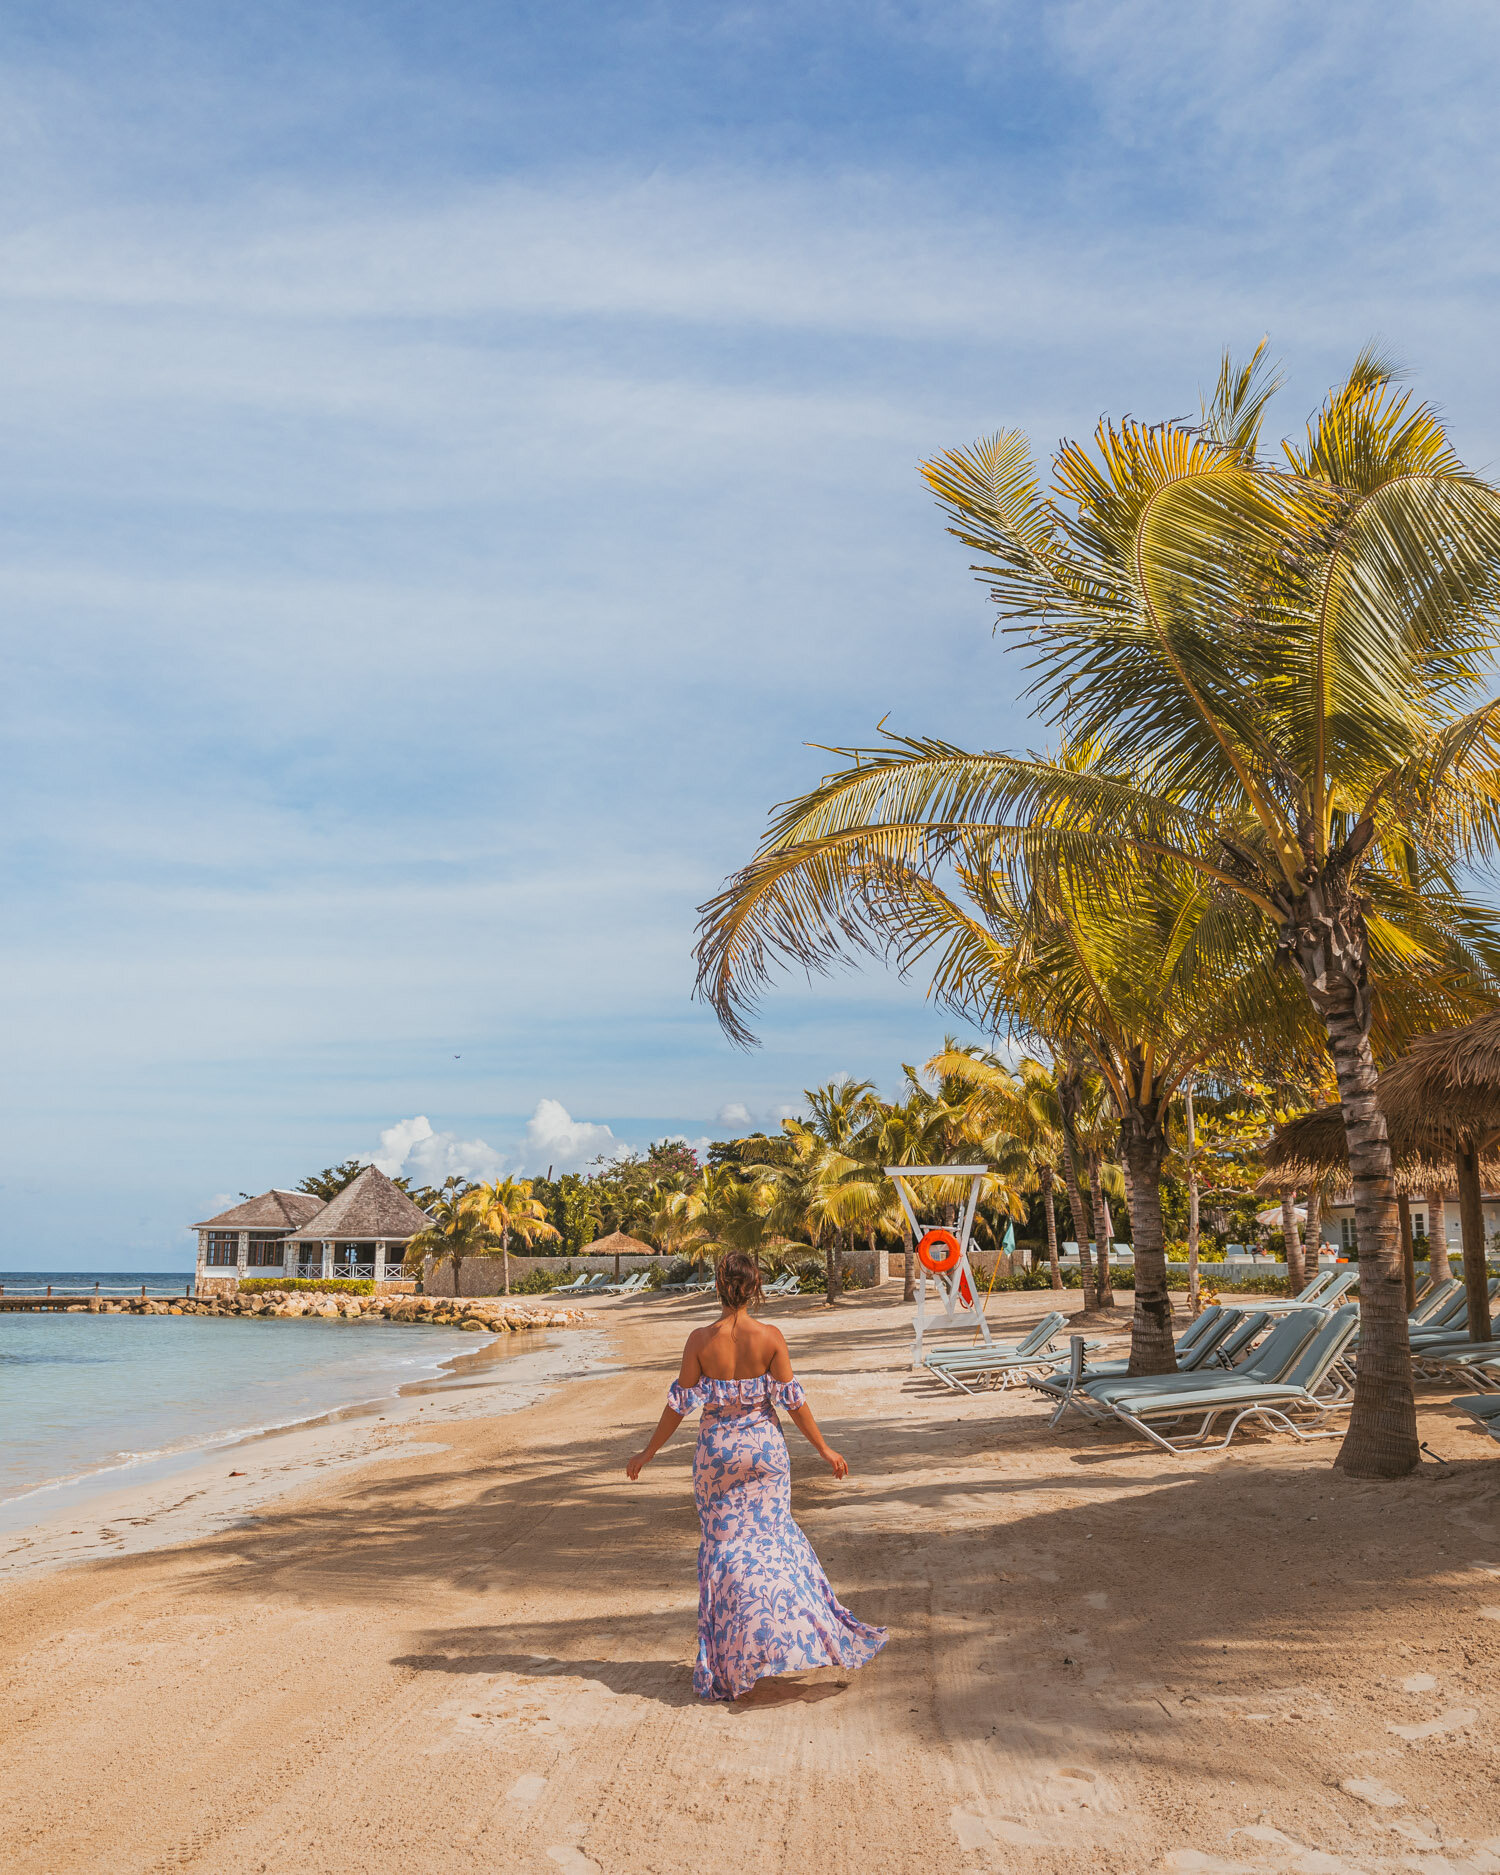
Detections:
[2, 1287, 1498, 1874]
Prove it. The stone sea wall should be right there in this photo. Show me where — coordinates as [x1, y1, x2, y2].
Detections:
[68, 1290, 588, 1330]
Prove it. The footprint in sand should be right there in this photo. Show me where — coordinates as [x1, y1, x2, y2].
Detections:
[1388, 1706, 1479, 1741]
[1045, 1766, 1121, 1815]
[1400, 1673, 1437, 1693]
[1340, 1775, 1404, 1809]
[546, 1849, 601, 1873]
[508, 1773, 547, 1804]
[948, 1807, 1045, 1851]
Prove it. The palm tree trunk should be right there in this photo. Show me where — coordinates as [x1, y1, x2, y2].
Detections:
[1185, 1084, 1200, 1316]
[1321, 975, 1416, 1478]
[503, 1225, 511, 1297]
[1120, 1101, 1176, 1376]
[1040, 1164, 1063, 1291]
[825, 1230, 844, 1305]
[1088, 1152, 1115, 1308]
[902, 1220, 916, 1303]
[1059, 1129, 1097, 1310]
[1456, 1148, 1492, 1343]
[1396, 1193, 1416, 1313]
[1302, 1187, 1323, 1288]
[1281, 1188, 1305, 1295]
[1427, 1189, 1451, 1284]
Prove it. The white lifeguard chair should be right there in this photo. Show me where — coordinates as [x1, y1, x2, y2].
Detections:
[885, 1165, 993, 1365]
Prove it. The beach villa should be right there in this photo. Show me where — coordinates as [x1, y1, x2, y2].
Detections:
[194, 1166, 429, 1295]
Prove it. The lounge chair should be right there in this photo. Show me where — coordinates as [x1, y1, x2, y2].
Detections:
[1407, 1278, 1498, 1344]
[1449, 1394, 1500, 1439]
[1039, 1308, 1312, 1428]
[922, 1312, 1071, 1393]
[765, 1273, 800, 1296]
[597, 1270, 649, 1295]
[553, 1272, 595, 1294]
[1254, 1269, 1359, 1315]
[1411, 1277, 1464, 1325]
[1099, 1306, 1361, 1456]
[1028, 1307, 1268, 1423]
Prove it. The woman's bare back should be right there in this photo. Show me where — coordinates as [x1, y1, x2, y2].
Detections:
[684, 1312, 793, 1383]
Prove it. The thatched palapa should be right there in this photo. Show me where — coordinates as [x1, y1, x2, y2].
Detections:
[580, 1229, 657, 1278]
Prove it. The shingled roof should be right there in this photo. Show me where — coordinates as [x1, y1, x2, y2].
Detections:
[283, 1165, 431, 1242]
[195, 1189, 329, 1232]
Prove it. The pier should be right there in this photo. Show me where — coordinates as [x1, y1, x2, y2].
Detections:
[0, 1286, 193, 1310]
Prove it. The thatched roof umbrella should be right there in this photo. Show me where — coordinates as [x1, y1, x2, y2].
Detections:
[580, 1228, 656, 1282]
[1377, 1019, 1500, 1342]
[1265, 1019, 1500, 1339]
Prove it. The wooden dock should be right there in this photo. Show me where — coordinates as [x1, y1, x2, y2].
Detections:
[0, 1290, 193, 1311]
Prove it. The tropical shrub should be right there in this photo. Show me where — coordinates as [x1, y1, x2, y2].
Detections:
[238, 1277, 374, 1296]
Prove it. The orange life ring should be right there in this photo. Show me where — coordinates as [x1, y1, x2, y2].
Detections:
[917, 1227, 962, 1273]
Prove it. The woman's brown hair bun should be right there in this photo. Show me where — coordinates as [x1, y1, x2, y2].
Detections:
[715, 1250, 764, 1311]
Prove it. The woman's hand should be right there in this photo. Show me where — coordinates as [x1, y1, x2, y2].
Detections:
[823, 1448, 849, 1480]
[625, 1452, 649, 1481]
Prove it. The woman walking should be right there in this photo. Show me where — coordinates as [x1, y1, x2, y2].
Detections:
[625, 1251, 886, 1701]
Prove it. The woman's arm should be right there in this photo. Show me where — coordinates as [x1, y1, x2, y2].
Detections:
[786, 1398, 849, 1480]
[765, 1337, 847, 1478]
[624, 1333, 702, 1481]
[625, 1405, 682, 1481]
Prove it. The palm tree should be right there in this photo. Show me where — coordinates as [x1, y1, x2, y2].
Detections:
[925, 1047, 1068, 1292]
[769, 1080, 880, 1303]
[464, 1176, 559, 1295]
[659, 1164, 774, 1268]
[695, 349, 1500, 1471]
[403, 1182, 484, 1292]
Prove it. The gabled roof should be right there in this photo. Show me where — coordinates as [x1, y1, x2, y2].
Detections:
[284, 1164, 431, 1241]
[195, 1189, 328, 1232]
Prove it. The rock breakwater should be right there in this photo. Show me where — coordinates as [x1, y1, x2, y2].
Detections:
[71, 1292, 588, 1331]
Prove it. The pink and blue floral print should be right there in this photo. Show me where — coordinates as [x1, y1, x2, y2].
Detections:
[667, 1374, 887, 1700]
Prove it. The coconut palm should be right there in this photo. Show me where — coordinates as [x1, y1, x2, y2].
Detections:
[925, 1047, 1068, 1291]
[403, 1183, 485, 1291]
[659, 1164, 774, 1267]
[464, 1176, 559, 1296]
[695, 349, 1500, 1472]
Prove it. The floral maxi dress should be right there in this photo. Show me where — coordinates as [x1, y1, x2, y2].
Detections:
[666, 1373, 888, 1701]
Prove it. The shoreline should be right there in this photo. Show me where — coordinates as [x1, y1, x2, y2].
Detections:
[0, 1321, 614, 1582]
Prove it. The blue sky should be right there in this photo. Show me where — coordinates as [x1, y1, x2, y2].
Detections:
[6, 2, 1500, 1265]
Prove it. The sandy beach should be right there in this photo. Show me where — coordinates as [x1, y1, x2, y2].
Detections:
[3, 1288, 1499, 1875]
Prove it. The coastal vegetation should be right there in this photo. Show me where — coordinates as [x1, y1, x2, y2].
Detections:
[692, 348, 1500, 1479]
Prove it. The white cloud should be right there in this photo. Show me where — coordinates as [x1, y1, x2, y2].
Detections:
[518, 1099, 624, 1176]
[713, 1098, 803, 1131]
[367, 1114, 503, 1187]
[366, 1099, 626, 1187]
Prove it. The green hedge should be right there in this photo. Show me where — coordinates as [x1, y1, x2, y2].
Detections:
[237, 1277, 375, 1296]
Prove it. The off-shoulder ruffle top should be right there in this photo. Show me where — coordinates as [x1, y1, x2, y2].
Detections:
[668, 1374, 807, 1415]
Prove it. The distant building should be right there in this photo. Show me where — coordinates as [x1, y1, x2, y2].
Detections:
[1321, 1183, 1500, 1257]
[195, 1189, 327, 1286]
[279, 1166, 431, 1284]
[193, 1166, 430, 1293]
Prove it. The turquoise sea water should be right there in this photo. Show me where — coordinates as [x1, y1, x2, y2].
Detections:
[0, 1300, 484, 1516]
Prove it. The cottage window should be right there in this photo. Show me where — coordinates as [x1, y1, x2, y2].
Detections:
[206, 1232, 238, 1266]
[247, 1236, 284, 1266]
[1340, 1217, 1358, 1253]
